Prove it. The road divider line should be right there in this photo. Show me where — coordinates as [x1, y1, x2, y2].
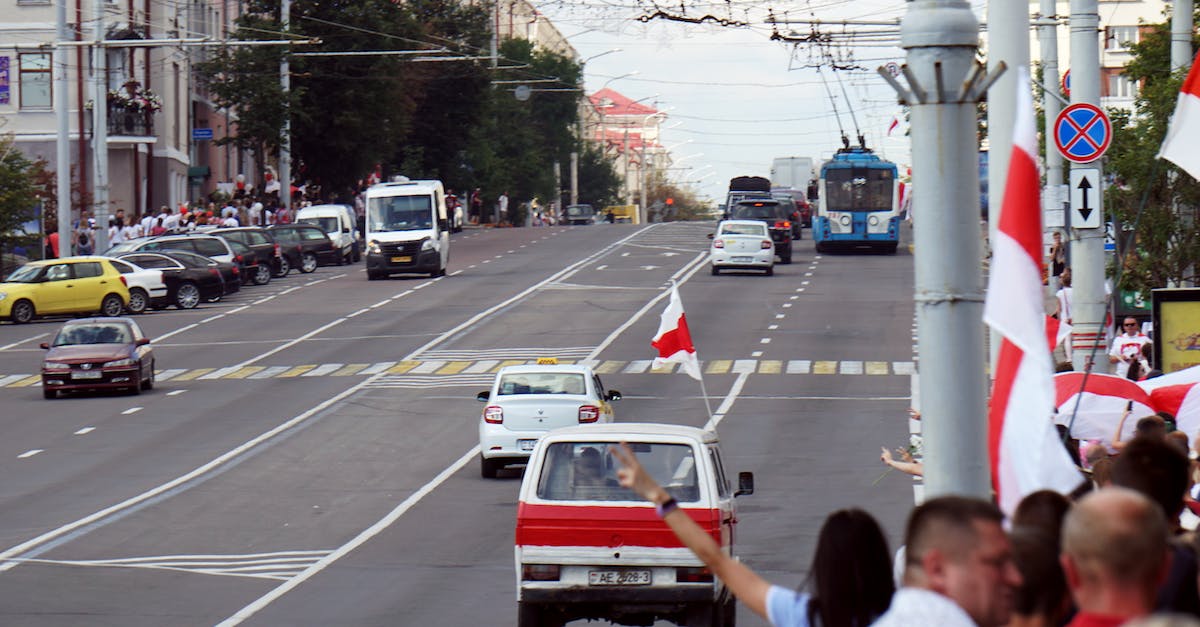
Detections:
[0, 333, 48, 351]
[17, 450, 43, 459]
[705, 372, 750, 431]
[121, 407, 143, 415]
[166, 390, 187, 396]
[74, 427, 95, 435]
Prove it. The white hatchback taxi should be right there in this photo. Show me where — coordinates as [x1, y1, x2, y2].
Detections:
[515, 423, 754, 627]
[709, 219, 775, 276]
[476, 363, 621, 478]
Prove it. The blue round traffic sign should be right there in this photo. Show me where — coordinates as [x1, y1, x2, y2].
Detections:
[1054, 103, 1111, 163]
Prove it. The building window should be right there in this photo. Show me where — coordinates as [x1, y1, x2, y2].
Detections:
[1105, 26, 1139, 51]
[1108, 72, 1136, 98]
[19, 53, 51, 108]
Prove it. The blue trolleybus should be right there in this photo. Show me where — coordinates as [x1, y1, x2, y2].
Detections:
[813, 147, 900, 254]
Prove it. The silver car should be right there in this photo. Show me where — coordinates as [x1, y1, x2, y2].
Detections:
[709, 219, 775, 276]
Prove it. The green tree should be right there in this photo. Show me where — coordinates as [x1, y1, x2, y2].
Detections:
[0, 136, 42, 237]
[575, 145, 622, 207]
[1105, 21, 1200, 293]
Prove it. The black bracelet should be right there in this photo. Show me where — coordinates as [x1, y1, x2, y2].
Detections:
[655, 497, 679, 518]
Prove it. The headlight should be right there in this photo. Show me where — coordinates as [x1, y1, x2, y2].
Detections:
[420, 238, 437, 252]
[839, 214, 851, 226]
[868, 215, 880, 226]
[104, 358, 135, 367]
[43, 362, 69, 370]
[367, 240, 381, 254]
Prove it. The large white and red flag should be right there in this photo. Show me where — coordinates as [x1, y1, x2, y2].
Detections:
[1159, 50, 1200, 180]
[651, 284, 702, 381]
[986, 67, 1083, 513]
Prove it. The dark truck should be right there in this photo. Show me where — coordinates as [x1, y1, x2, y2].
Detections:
[727, 198, 793, 264]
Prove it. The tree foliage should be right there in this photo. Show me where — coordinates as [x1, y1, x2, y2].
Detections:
[0, 136, 42, 236]
[575, 145, 623, 207]
[1105, 22, 1200, 292]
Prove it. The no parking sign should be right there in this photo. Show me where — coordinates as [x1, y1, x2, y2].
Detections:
[1054, 103, 1111, 163]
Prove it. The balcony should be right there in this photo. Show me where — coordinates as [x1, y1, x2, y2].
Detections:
[107, 106, 154, 137]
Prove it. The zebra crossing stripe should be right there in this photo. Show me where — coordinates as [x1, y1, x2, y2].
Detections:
[277, 365, 316, 378]
[706, 360, 732, 374]
[732, 360, 757, 374]
[866, 361, 890, 375]
[436, 361, 472, 375]
[225, 366, 267, 379]
[410, 360, 446, 374]
[331, 364, 369, 376]
[758, 360, 783, 374]
[11, 374, 41, 387]
[302, 364, 344, 377]
[0, 374, 31, 387]
[173, 368, 216, 381]
[786, 360, 811, 374]
[463, 360, 498, 374]
[813, 361, 837, 375]
[649, 361, 676, 374]
[359, 361, 395, 375]
[893, 361, 917, 375]
[200, 366, 242, 380]
[154, 368, 187, 381]
[624, 360, 652, 374]
[594, 361, 623, 374]
[495, 359, 527, 370]
[386, 361, 420, 374]
[840, 361, 863, 375]
[249, 366, 289, 379]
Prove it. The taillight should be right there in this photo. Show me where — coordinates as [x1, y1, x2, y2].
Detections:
[231, 266, 240, 275]
[118, 276, 127, 286]
[209, 268, 220, 277]
[676, 566, 714, 583]
[713, 239, 725, 249]
[761, 240, 773, 249]
[273, 243, 281, 257]
[578, 405, 600, 423]
[235, 254, 244, 263]
[775, 220, 791, 229]
[523, 564, 561, 581]
[484, 405, 503, 424]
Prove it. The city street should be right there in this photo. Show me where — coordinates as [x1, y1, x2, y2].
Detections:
[0, 222, 918, 626]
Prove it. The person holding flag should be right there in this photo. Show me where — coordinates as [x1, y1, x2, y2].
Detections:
[985, 66, 1084, 513]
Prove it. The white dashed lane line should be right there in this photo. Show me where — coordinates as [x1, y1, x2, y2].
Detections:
[122, 407, 143, 415]
[0, 333, 48, 351]
[74, 427, 95, 436]
[17, 450, 43, 459]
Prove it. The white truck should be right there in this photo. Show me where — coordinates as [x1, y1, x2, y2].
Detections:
[769, 157, 815, 191]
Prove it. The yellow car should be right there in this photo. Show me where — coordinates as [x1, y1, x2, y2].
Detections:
[1, 257, 130, 324]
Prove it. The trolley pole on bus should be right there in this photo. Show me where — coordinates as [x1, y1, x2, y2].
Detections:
[879, 0, 1002, 499]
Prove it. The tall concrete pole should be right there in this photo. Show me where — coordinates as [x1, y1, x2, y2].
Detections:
[987, 0, 1031, 369]
[92, 0, 110, 251]
[1172, 0, 1194, 72]
[55, 0, 72, 253]
[1068, 0, 1107, 372]
[884, 0, 997, 498]
[279, 0, 292, 210]
[1037, 4, 1064, 240]
[639, 146, 648, 223]
[569, 151, 578, 206]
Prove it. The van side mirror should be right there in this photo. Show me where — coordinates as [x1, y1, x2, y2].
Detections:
[606, 390, 622, 401]
[734, 472, 754, 497]
[342, 227, 350, 233]
[40, 342, 49, 349]
[476, 391, 490, 402]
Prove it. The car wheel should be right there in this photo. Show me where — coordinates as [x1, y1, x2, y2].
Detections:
[815, 242, 828, 254]
[300, 252, 318, 273]
[711, 266, 719, 276]
[367, 271, 382, 281]
[174, 282, 201, 309]
[685, 602, 717, 627]
[517, 602, 562, 627]
[43, 387, 56, 400]
[352, 247, 362, 263]
[481, 456, 501, 479]
[141, 362, 154, 390]
[780, 253, 792, 265]
[10, 299, 34, 324]
[765, 266, 774, 276]
[126, 288, 149, 314]
[253, 261, 272, 284]
[721, 594, 737, 627]
[101, 294, 125, 317]
[431, 266, 446, 278]
[274, 257, 291, 277]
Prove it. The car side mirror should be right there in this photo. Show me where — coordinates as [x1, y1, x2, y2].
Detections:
[39, 342, 49, 349]
[734, 472, 754, 497]
[137, 338, 151, 346]
[606, 390, 622, 401]
[476, 391, 490, 402]
[342, 227, 351, 233]
[707, 233, 714, 239]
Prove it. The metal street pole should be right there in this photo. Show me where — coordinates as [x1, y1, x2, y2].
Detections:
[881, 0, 1000, 499]
[91, 0, 110, 251]
[279, 0, 292, 211]
[55, 0, 71, 253]
[1037, 4, 1064, 255]
[1172, 0, 1194, 72]
[1068, 0, 1107, 373]
[639, 146, 648, 223]
[570, 151, 578, 207]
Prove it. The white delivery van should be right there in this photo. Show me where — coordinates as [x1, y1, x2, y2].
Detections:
[296, 204, 361, 264]
[363, 179, 450, 279]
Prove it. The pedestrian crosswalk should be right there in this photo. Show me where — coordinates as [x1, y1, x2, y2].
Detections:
[16, 550, 333, 582]
[0, 358, 918, 388]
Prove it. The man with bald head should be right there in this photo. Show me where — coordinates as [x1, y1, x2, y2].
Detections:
[1061, 487, 1170, 626]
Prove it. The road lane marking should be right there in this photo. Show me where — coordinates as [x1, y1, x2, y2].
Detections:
[359, 362, 395, 375]
[705, 372, 750, 431]
[172, 368, 215, 381]
[463, 360, 498, 374]
[782, 303, 792, 308]
[122, 407, 143, 415]
[155, 368, 186, 381]
[840, 361, 864, 375]
[18, 450, 43, 459]
[786, 360, 811, 374]
[624, 360, 652, 374]
[732, 360, 757, 374]
[758, 360, 782, 374]
[331, 364, 369, 377]
[248, 366, 289, 380]
[759, 338, 771, 344]
[225, 366, 267, 379]
[277, 365, 317, 378]
[0, 333, 48, 351]
[751, 351, 763, 357]
[813, 361, 837, 374]
[866, 361, 890, 375]
[436, 361, 471, 375]
[768, 324, 778, 330]
[200, 366, 243, 380]
[706, 360, 732, 374]
[11, 375, 41, 387]
[594, 361, 622, 374]
[166, 390, 187, 396]
[410, 360, 446, 374]
[0, 374, 31, 386]
[386, 361, 420, 374]
[301, 364, 343, 378]
[74, 427, 95, 435]
[894, 361, 917, 375]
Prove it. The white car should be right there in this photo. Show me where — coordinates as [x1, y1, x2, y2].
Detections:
[709, 219, 774, 276]
[97, 256, 167, 314]
[476, 363, 621, 478]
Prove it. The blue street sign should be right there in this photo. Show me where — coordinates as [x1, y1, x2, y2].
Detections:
[1054, 104, 1111, 163]
[192, 127, 213, 141]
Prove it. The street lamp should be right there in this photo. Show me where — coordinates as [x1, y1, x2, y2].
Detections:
[582, 48, 621, 64]
[600, 71, 638, 90]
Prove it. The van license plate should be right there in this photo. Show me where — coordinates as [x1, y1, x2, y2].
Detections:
[518, 439, 537, 452]
[391, 256, 411, 263]
[72, 371, 103, 380]
[589, 570, 651, 586]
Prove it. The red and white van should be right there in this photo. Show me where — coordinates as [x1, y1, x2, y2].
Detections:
[514, 423, 754, 627]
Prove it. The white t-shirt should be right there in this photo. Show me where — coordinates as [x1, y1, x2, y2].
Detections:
[122, 224, 140, 241]
[222, 216, 239, 228]
[140, 214, 155, 235]
[108, 225, 124, 245]
[1110, 333, 1151, 378]
[1055, 287, 1072, 323]
[766, 587, 814, 627]
[163, 212, 180, 231]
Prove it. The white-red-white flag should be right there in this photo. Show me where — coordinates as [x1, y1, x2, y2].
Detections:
[1045, 314, 1072, 353]
[986, 67, 1082, 514]
[1159, 50, 1200, 180]
[651, 284, 702, 381]
[887, 117, 900, 136]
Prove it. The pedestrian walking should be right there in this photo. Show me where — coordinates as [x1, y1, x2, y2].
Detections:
[497, 191, 509, 225]
[1049, 231, 1067, 289]
[471, 188, 482, 224]
[611, 444, 895, 626]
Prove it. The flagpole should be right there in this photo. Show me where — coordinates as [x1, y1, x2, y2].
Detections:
[697, 370, 715, 422]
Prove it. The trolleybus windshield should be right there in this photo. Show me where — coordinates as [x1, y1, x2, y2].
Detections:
[824, 168, 893, 212]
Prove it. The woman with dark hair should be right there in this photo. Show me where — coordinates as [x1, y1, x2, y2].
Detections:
[612, 444, 894, 626]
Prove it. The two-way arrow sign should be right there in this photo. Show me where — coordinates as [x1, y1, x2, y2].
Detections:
[1069, 168, 1101, 229]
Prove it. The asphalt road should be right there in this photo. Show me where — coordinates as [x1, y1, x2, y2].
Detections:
[0, 222, 919, 626]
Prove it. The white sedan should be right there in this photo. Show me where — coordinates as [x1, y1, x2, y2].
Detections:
[709, 219, 775, 276]
[97, 256, 168, 314]
[476, 363, 621, 478]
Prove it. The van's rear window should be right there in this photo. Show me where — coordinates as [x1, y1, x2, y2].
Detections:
[536, 442, 700, 503]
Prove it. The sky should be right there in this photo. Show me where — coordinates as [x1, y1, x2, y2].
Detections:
[538, 0, 924, 202]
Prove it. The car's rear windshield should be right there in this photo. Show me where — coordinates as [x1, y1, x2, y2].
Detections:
[730, 204, 778, 221]
[299, 217, 339, 234]
[498, 372, 586, 395]
[536, 442, 700, 503]
[720, 223, 767, 237]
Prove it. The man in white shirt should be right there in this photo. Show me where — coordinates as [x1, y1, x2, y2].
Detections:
[1109, 317, 1150, 378]
[139, 211, 156, 236]
[248, 200, 263, 226]
[872, 496, 1022, 627]
[162, 206, 180, 231]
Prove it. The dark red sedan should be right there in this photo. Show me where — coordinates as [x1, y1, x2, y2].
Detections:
[40, 317, 155, 399]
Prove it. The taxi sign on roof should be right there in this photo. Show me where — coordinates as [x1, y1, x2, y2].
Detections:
[536, 357, 558, 365]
